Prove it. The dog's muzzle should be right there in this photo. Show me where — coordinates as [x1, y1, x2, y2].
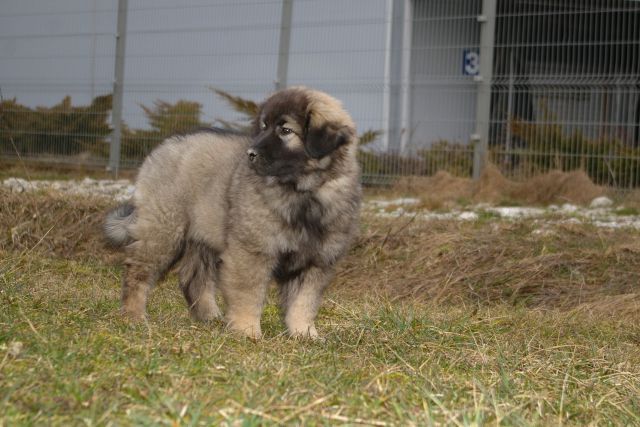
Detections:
[247, 148, 258, 163]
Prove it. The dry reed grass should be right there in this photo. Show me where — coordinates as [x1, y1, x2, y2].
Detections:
[392, 163, 606, 208]
[341, 216, 640, 318]
[0, 188, 111, 259]
[1, 185, 638, 319]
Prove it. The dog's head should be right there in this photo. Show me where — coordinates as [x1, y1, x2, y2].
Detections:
[247, 87, 356, 182]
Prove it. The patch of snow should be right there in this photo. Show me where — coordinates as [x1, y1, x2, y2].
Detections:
[590, 196, 613, 208]
[458, 211, 478, 221]
[487, 206, 546, 218]
[366, 196, 640, 230]
[3, 177, 33, 193]
[2, 177, 135, 201]
[531, 228, 555, 237]
[560, 204, 579, 213]
[367, 198, 420, 208]
[592, 218, 640, 230]
[422, 212, 456, 221]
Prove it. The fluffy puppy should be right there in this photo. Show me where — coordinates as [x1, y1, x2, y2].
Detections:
[105, 87, 361, 338]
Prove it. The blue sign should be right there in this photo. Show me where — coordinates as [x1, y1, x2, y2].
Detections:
[463, 49, 480, 76]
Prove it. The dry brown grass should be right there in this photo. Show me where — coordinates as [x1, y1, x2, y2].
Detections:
[0, 159, 137, 181]
[2, 188, 639, 319]
[341, 216, 640, 318]
[391, 163, 607, 208]
[2, 187, 640, 424]
[0, 188, 112, 259]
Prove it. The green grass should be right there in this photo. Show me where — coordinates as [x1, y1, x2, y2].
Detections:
[614, 207, 640, 216]
[1, 252, 639, 426]
[474, 210, 501, 222]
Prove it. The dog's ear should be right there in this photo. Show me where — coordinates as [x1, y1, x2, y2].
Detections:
[304, 115, 354, 159]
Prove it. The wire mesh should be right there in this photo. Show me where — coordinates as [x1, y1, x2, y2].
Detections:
[0, 0, 638, 188]
[489, 0, 640, 188]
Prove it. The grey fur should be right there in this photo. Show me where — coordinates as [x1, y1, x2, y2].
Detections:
[104, 203, 136, 247]
[106, 87, 361, 338]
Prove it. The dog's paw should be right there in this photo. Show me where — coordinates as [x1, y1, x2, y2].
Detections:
[191, 303, 222, 323]
[225, 318, 262, 340]
[120, 308, 147, 322]
[288, 324, 320, 340]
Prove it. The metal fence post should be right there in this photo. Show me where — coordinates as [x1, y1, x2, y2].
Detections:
[108, 0, 128, 175]
[385, 0, 408, 153]
[275, 0, 293, 91]
[472, 0, 497, 180]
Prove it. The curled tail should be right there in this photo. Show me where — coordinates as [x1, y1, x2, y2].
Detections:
[104, 203, 136, 247]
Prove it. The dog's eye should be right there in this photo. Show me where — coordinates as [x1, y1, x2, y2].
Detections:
[260, 121, 267, 130]
[280, 127, 293, 135]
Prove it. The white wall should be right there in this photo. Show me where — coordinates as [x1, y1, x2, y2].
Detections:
[408, 0, 481, 150]
[0, 0, 389, 137]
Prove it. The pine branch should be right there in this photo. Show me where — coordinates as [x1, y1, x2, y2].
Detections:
[358, 129, 382, 146]
[211, 87, 382, 147]
[210, 87, 259, 119]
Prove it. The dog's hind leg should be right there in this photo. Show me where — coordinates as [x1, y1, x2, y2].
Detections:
[121, 256, 157, 320]
[178, 240, 222, 321]
[121, 218, 186, 320]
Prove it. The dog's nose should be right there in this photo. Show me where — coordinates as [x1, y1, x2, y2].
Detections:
[247, 148, 258, 163]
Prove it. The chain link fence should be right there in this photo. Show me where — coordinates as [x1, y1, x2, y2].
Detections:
[1, 0, 639, 187]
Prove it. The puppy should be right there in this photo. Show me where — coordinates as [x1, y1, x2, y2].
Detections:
[105, 87, 361, 338]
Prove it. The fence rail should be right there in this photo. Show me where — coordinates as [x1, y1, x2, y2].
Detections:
[1, 0, 639, 188]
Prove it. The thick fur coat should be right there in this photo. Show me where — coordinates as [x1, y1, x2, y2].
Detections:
[105, 87, 361, 338]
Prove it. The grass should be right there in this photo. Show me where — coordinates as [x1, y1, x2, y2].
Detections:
[614, 207, 640, 216]
[348, 215, 640, 311]
[2, 252, 639, 426]
[1, 183, 640, 425]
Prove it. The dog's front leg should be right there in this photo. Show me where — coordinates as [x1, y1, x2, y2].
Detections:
[280, 266, 333, 338]
[218, 243, 270, 339]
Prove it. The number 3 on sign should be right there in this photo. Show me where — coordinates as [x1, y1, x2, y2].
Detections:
[463, 50, 480, 76]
